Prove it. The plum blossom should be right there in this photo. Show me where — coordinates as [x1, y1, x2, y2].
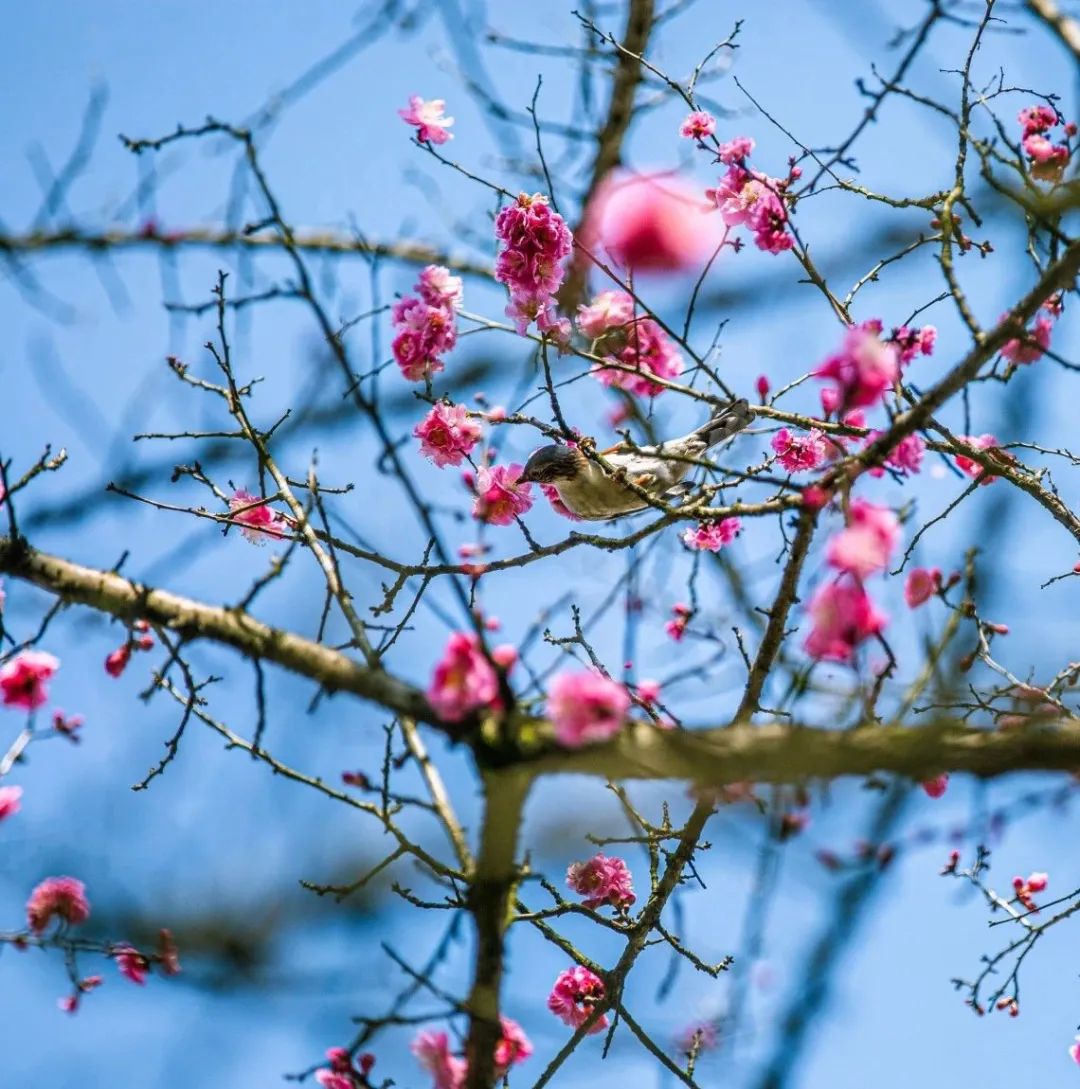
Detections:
[1069, 1036, 1080, 1066]
[954, 433, 1000, 483]
[27, 876, 90, 933]
[706, 141, 793, 253]
[493, 1017, 533, 1071]
[566, 854, 636, 910]
[494, 192, 573, 336]
[398, 95, 454, 144]
[921, 774, 949, 799]
[904, 567, 941, 608]
[417, 264, 464, 309]
[577, 289, 683, 396]
[0, 785, 22, 821]
[680, 110, 716, 140]
[681, 518, 741, 551]
[1001, 313, 1053, 365]
[414, 402, 482, 468]
[391, 267, 461, 382]
[866, 431, 925, 478]
[1018, 104, 1057, 134]
[665, 602, 691, 641]
[412, 1031, 466, 1089]
[472, 463, 533, 525]
[891, 324, 937, 364]
[228, 489, 288, 544]
[585, 171, 717, 272]
[548, 670, 630, 747]
[771, 428, 829, 472]
[826, 500, 900, 579]
[115, 946, 149, 985]
[804, 580, 888, 663]
[1, 650, 59, 711]
[427, 632, 515, 722]
[1014, 871, 1049, 912]
[815, 322, 900, 412]
[547, 966, 608, 1033]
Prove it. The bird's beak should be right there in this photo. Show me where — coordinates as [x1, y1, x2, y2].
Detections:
[518, 466, 535, 484]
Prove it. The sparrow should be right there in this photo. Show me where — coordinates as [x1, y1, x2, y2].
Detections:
[518, 399, 753, 521]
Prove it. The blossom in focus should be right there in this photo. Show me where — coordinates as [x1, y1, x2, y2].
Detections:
[417, 264, 464, 309]
[578, 290, 683, 396]
[718, 135, 755, 164]
[1, 650, 60, 711]
[804, 580, 888, 663]
[681, 518, 740, 551]
[391, 267, 461, 382]
[547, 965, 609, 1033]
[228, 490, 288, 544]
[494, 192, 573, 335]
[815, 322, 900, 412]
[1000, 313, 1053, 365]
[398, 95, 454, 144]
[826, 500, 899, 580]
[566, 854, 636, 910]
[706, 142, 793, 253]
[954, 434, 1000, 483]
[904, 567, 941, 608]
[427, 632, 513, 722]
[414, 402, 482, 468]
[548, 669, 630, 747]
[680, 110, 716, 140]
[0, 785, 22, 822]
[771, 428, 829, 472]
[584, 170, 717, 272]
[921, 774, 949, 799]
[26, 876, 90, 933]
[472, 463, 533, 525]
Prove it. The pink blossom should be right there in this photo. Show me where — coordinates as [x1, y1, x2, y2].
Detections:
[1001, 313, 1052, 364]
[904, 567, 941, 608]
[411, 1031, 466, 1089]
[636, 678, 661, 704]
[1018, 104, 1057, 134]
[1068, 1036, 1080, 1065]
[1025, 872, 1049, 892]
[26, 876, 90, 933]
[115, 947, 149, 985]
[891, 324, 937, 364]
[427, 632, 511, 722]
[804, 580, 888, 663]
[706, 156, 793, 253]
[718, 135, 755, 164]
[414, 403, 482, 468]
[1025, 135, 1070, 181]
[494, 192, 573, 334]
[541, 482, 582, 521]
[228, 489, 288, 544]
[584, 170, 717, 273]
[921, 774, 949, 799]
[680, 111, 717, 140]
[772, 428, 829, 472]
[472, 463, 533, 525]
[755, 374, 771, 401]
[954, 434, 1000, 483]
[494, 1017, 533, 1071]
[665, 602, 691, 642]
[815, 322, 900, 412]
[398, 95, 454, 144]
[547, 966, 608, 1033]
[867, 431, 926, 478]
[566, 854, 636, 910]
[578, 290, 683, 396]
[548, 669, 630, 747]
[681, 518, 741, 551]
[1, 650, 59, 711]
[417, 265, 463, 310]
[391, 279, 459, 382]
[0, 785, 22, 821]
[802, 484, 831, 511]
[826, 500, 900, 579]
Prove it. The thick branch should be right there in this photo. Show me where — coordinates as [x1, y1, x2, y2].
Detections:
[1026, 0, 1080, 62]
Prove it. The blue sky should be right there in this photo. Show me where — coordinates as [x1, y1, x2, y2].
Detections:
[2, 2, 1079, 1086]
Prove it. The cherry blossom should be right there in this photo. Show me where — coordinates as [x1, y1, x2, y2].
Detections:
[717, 135, 755, 164]
[0, 784, 22, 821]
[472, 463, 533, 525]
[826, 500, 900, 579]
[680, 110, 716, 140]
[804, 580, 888, 663]
[26, 876, 90, 933]
[414, 402, 482, 468]
[398, 95, 454, 144]
[566, 854, 636, 910]
[548, 669, 630, 747]
[1068, 1035, 1080, 1065]
[706, 142, 793, 253]
[681, 518, 741, 551]
[547, 965, 609, 1033]
[904, 567, 941, 608]
[1, 650, 60, 711]
[228, 489, 288, 544]
[771, 428, 829, 472]
[1018, 104, 1058, 134]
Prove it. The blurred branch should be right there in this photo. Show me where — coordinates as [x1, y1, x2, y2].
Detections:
[1026, 0, 1080, 61]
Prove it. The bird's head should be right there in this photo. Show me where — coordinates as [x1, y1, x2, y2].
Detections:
[518, 445, 582, 485]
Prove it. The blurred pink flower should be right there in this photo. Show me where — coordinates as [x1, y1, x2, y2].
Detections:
[0, 784, 22, 821]
[826, 500, 899, 579]
[398, 96, 454, 144]
[954, 434, 1000, 483]
[921, 774, 949, 799]
[815, 322, 900, 412]
[904, 567, 941, 608]
[548, 670, 630, 747]
[27, 876, 90, 933]
[804, 580, 887, 663]
[411, 1030, 466, 1089]
[682, 518, 741, 551]
[115, 946, 149, 985]
[772, 428, 829, 472]
[427, 632, 513, 722]
[1, 650, 59, 711]
[1001, 313, 1053, 364]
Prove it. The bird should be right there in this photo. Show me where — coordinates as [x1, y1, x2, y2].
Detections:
[518, 399, 753, 521]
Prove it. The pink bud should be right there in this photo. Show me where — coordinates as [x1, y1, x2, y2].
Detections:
[104, 646, 131, 678]
[755, 374, 770, 401]
[491, 644, 518, 670]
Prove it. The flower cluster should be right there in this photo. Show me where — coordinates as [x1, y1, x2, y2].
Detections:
[1013, 871, 1048, 913]
[566, 854, 636, 910]
[414, 402, 482, 468]
[1018, 103, 1070, 182]
[26, 875, 90, 933]
[104, 618, 156, 679]
[315, 1048, 376, 1089]
[547, 966, 608, 1033]
[890, 324, 937, 364]
[705, 136, 794, 253]
[681, 517, 741, 551]
[772, 427, 830, 473]
[547, 669, 630, 748]
[411, 1019, 530, 1089]
[1, 650, 59, 711]
[392, 265, 463, 382]
[228, 489, 289, 544]
[494, 192, 573, 337]
[426, 632, 517, 722]
[577, 290, 683, 396]
[665, 602, 692, 642]
[815, 320, 900, 414]
[1000, 298, 1060, 366]
[470, 463, 533, 525]
[398, 95, 454, 144]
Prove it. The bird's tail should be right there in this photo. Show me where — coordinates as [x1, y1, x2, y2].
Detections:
[692, 398, 753, 449]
